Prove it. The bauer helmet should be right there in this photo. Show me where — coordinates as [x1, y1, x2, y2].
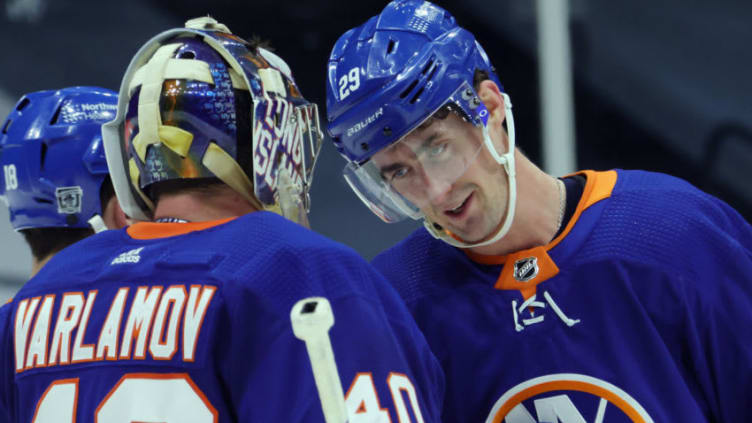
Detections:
[326, 0, 516, 247]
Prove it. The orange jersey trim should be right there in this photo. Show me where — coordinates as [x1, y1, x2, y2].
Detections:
[465, 170, 617, 299]
[494, 246, 560, 299]
[126, 217, 237, 240]
[549, 169, 617, 250]
[466, 170, 617, 266]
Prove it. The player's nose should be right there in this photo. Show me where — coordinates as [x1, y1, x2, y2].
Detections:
[425, 176, 453, 207]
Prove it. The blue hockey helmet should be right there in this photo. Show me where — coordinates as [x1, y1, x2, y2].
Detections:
[326, 0, 517, 248]
[0, 87, 117, 231]
[103, 17, 323, 225]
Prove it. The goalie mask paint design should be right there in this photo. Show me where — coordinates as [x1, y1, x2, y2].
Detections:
[103, 17, 323, 225]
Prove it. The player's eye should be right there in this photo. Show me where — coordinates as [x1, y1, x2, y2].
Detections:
[382, 165, 412, 185]
[427, 142, 448, 159]
[390, 167, 410, 180]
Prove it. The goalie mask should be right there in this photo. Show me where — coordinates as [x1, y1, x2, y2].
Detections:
[103, 17, 323, 225]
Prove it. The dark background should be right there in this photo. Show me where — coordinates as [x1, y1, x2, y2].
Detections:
[1, 0, 750, 292]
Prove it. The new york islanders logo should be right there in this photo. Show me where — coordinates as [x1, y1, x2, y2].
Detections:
[485, 374, 654, 423]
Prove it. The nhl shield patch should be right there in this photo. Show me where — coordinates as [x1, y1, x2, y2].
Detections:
[56, 186, 83, 214]
[513, 257, 539, 282]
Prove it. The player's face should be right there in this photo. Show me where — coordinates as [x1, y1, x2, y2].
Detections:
[373, 111, 509, 242]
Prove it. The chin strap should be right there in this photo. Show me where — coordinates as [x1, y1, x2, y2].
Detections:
[425, 93, 517, 249]
[87, 215, 108, 233]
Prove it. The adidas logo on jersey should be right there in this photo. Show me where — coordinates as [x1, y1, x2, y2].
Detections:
[111, 247, 144, 265]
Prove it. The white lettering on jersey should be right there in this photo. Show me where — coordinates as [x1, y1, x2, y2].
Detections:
[388, 373, 425, 423]
[14, 296, 41, 371]
[182, 285, 217, 362]
[345, 373, 391, 422]
[120, 286, 162, 360]
[12, 284, 217, 374]
[71, 291, 97, 363]
[96, 287, 129, 360]
[49, 293, 85, 365]
[149, 285, 187, 360]
[25, 295, 55, 369]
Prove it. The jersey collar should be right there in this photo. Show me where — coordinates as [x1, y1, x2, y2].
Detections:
[466, 170, 617, 266]
[464, 170, 618, 299]
[126, 217, 237, 240]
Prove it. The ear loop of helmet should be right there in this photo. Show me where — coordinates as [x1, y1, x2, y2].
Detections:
[88, 215, 108, 233]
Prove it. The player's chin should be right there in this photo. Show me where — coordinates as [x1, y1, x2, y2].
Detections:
[444, 224, 476, 243]
[461, 231, 486, 244]
[455, 221, 493, 244]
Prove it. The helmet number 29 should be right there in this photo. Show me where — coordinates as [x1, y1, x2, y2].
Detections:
[338, 68, 361, 100]
[3, 164, 18, 191]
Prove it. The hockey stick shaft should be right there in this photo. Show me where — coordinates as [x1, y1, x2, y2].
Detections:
[291, 297, 348, 423]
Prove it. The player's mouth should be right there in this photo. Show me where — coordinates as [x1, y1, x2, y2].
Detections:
[444, 192, 474, 219]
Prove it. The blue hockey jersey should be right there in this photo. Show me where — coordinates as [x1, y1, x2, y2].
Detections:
[372, 170, 752, 422]
[0, 211, 444, 422]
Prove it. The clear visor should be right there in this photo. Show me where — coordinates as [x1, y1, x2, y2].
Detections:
[344, 82, 496, 223]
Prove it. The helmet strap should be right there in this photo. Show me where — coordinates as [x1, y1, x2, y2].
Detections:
[87, 215, 108, 233]
[201, 142, 264, 211]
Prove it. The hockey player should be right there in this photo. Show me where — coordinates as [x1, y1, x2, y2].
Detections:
[325, 1, 752, 421]
[0, 86, 127, 277]
[0, 18, 443, 422]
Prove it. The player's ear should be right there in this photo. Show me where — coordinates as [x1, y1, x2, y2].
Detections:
[103, 197, 129, 229]
[477, 80, 506, 129]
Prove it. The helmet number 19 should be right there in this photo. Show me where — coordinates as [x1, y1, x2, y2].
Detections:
[3, 164, 18, 191]
[338, 68, 361, 100]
